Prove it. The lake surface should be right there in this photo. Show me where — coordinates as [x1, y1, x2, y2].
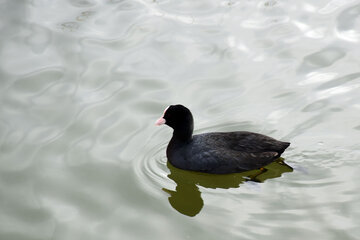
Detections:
[1, 0, 360, 239]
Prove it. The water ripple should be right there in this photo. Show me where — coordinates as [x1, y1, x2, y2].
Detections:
[336, 3, 360, 42]
[298, 47, 346, 74]
[134, 135, 170, 197]
[319, 0, 356, 15]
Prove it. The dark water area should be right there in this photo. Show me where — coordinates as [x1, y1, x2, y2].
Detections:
[164, 159, 293, 217]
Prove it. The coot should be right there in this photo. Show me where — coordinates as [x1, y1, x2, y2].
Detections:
[156, 105, 290, 174]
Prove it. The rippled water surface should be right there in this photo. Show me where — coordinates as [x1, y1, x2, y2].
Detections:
[1, 0, 360, 239]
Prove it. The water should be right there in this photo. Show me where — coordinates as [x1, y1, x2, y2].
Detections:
[1, 0, 360, 239]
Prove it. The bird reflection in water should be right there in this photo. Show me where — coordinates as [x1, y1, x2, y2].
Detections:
[163, 158, 293, 217]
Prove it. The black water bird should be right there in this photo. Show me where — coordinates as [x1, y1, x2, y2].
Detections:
[156, 104, 290, 174]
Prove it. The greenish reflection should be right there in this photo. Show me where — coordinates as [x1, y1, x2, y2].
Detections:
[163, 159, 293, 217]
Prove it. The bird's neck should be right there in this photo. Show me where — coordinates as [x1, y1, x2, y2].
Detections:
[172, 123, 193, 143]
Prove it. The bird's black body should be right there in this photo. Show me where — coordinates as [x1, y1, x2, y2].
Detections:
[159, 105, 290, 174]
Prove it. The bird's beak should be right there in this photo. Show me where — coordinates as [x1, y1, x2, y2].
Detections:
[155, 117, 166, 126]
[155, 106, 169, 126]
